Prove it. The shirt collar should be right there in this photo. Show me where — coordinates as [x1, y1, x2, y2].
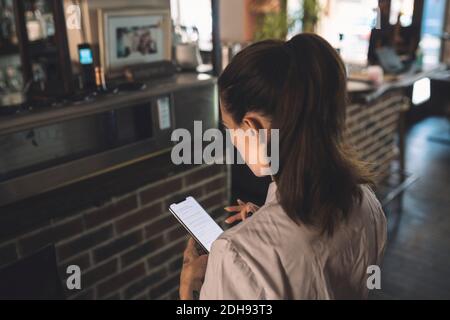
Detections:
[264, 182, 278, 205]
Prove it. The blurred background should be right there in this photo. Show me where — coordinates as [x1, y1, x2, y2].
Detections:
[0, 0, 449, 300]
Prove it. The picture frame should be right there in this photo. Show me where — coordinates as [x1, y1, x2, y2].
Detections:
[97, 8, 172, 77]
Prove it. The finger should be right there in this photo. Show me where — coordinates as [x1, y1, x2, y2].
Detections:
[238, 200, 259, 215]
[225, 205, 257, 223]
[225, 213, 242, 224]
[184, 237, 195, 253]
[224, 205, 243, 212]
[248, 204, 260, 213]
[184, 238, 198, 260]
[198, 254, 209, 265]
[240, 208, 248, 221]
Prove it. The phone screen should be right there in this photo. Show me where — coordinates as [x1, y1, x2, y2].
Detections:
[169, 196, 223, 252]
[79, 47, 94, 65]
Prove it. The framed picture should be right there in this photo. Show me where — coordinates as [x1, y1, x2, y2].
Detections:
[98, 8, 172, 76]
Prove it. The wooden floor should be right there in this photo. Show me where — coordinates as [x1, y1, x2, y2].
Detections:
[371, 117, 450, 300]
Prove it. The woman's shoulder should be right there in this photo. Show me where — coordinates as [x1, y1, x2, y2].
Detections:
[214, 184, 385, 252]
[358, 184, 385, 217]
[216, 200, 313, 257]
[219, 201, 283, 239]
[208, 203, 285, 273]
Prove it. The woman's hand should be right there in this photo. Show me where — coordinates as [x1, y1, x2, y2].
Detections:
[179, 238, 208, 300]
[224, 199, 260, 224]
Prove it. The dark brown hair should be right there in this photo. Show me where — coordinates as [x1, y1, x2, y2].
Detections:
[219, 33, 373, 236]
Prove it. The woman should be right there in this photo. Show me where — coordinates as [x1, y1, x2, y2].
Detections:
[179, 33, 387, 300]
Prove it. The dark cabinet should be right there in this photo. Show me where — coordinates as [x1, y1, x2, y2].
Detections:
[0, 0, 73, 100]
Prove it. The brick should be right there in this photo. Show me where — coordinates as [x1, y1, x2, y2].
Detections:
[210, 207, 228, 222]
[115, 202, 163, 234]
[147, 240, 185, 270]
[120, 234, 165, 267]
[97, 262, 146, 298]
[135, 293, 149, 300]
[123, 267, 168, 299]
[166, 225, 189, 243]
[57, 225, 114, 262]
[84, 195, 137, 229]
[93, 230, 143, 263]
[144, 214, 177, 239]
[0, 243, 18, 268]
[164, 192, 189, 209]
[163, 185, 205, 212]
[140, 178, 182, 206]
[182, 184, 204, 200]
[184, 165, 222, 185]
[169, 289, 180, 300]
[18, 218, 84, 256]
[168, 255, 184, 273]
[203, 175, 227, 193]
[70, 288, 94, 300]
[149, 273, 180, 300]
[105, 293, 121, 300]
[58, 252, 91, 277]
[83, 258, 118, 288]
[200, 191, 227, 211]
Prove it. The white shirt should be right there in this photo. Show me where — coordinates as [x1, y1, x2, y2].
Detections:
[200, 182, 387, 300]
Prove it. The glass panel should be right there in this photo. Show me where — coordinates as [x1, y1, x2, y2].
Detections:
[170, 0, 213, 51]
[320, 0, 379, 64]
[24, 0, 56, 42]
[0, 0, 23, 101]
[0, 103, 154, 182]
[287, 0, 303, 39]
[0, 0, 19, 49]
[420, 0, 447, 67]
[390, 0, 415, 27]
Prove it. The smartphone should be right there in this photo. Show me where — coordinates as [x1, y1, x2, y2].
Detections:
[169, 196, 223, 253]
[78, 43, 94, 65]
[77, 43, 95, 89]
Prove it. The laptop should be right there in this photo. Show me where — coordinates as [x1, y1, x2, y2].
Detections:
[375, 47, 407, 74]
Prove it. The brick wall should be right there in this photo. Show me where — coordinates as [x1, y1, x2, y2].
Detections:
[346, 91, 409, 182]
[0, 164, 230, 300]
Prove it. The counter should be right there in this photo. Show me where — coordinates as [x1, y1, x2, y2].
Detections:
[0, 73, 218, 208]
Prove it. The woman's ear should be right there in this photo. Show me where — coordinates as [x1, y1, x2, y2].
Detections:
[242, 112, 270, 132]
